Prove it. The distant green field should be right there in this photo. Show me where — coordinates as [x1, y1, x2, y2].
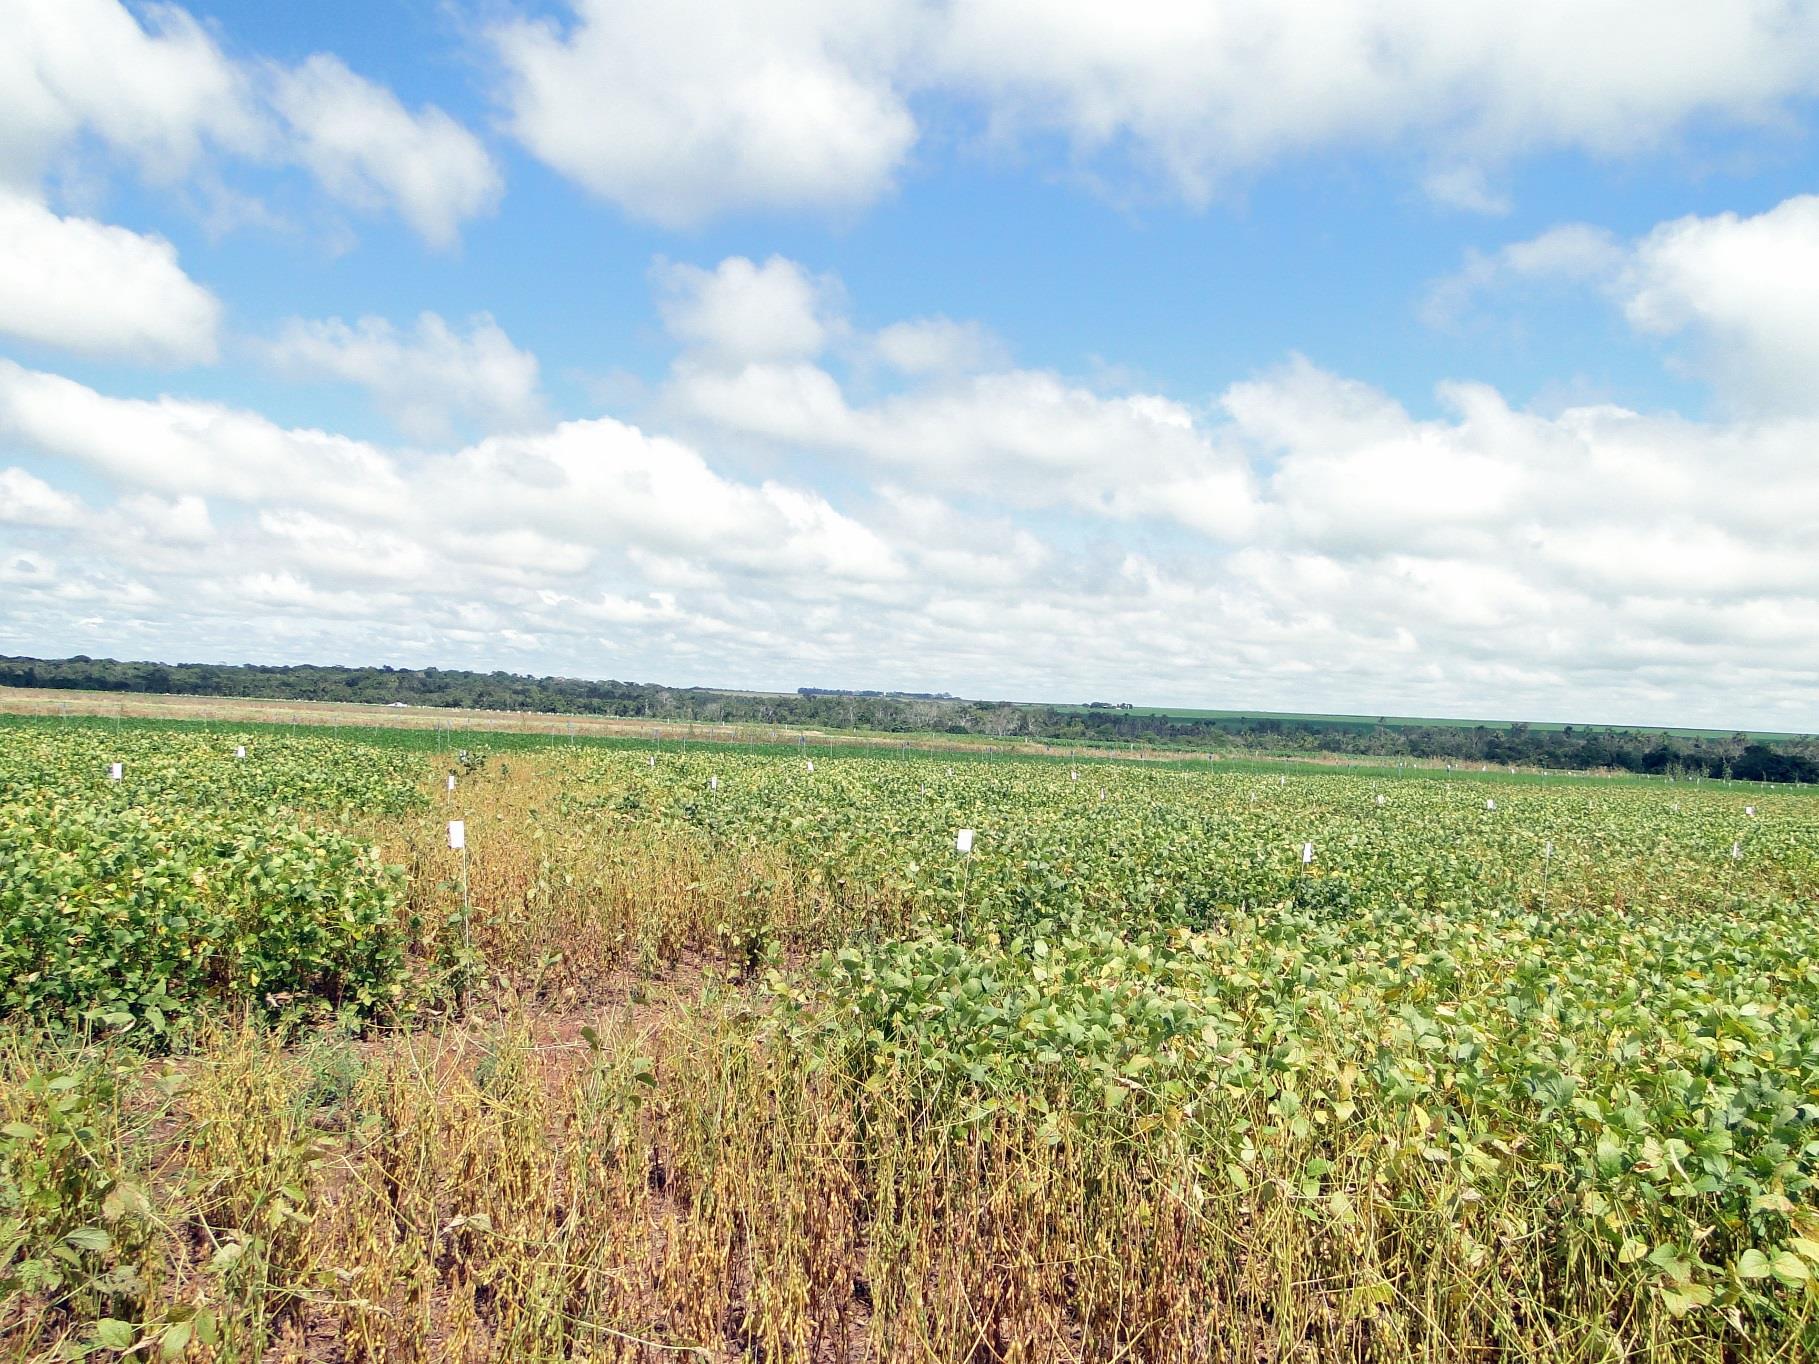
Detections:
[0, 711, 1761, 792]
[1050, 704, 1808, 742]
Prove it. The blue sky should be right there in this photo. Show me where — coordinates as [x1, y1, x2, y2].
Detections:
[5, 1, 1819, 729]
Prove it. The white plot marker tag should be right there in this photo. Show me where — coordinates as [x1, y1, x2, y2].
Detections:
[1732, 840, 1743, 861]
[1071, 769, 1078, 781]
[448, 820, 466, 851]
[108, 762, 122, 781]
[806, 760, 815, 772]
[1746, 806, 1756, 817]
[709, 775, 718, 791]
[955, 828, 974, 854]
[234, 745, 246, 760]
[1544, 840, 1553, 860]
[1375, 794, 1385, 807]
[647, 755, 655, 768]
[1486, 798, 1496, 811]
[1301, 842, 1314, 865]
[447, 774, 457, 791]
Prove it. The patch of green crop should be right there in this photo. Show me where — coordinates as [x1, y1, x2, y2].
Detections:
[571, 746, 1819, 1331]
[0, 725, 421, 1032]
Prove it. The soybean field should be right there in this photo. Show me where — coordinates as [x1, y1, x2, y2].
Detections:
[3, 716, 1818, 1362]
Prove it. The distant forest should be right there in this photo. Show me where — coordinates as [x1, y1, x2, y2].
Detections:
[4, 654, 1816, 784]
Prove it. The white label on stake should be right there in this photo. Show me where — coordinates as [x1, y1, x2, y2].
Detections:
[108, 762, 122, 781]
[1732, 840, 1742, 860]
[1544, 840, 1553, 859]
[448, 820, 465, 850]
[1746, 806, 1756, 816]
[1301, 842, 1314, 864]
[1375, 794, 1384, 807]
[806, 760, 815, 772]
[1486, 798, 1496, 811]
[955, 828, 974, 854]
[647, 755, 655, 767]
[709, 775, 718, 790]
[447, 774, 456, 791]
[1071, 769, 1078, 781]
[234, 745, 246, 759]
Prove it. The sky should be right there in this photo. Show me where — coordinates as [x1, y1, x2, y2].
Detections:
[3, 2, 1819, 730]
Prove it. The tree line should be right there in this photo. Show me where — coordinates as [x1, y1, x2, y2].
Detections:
[4, 654, 1814, 784]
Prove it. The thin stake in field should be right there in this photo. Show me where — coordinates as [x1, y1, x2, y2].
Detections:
[1288, 838, 1316, 906]
[449, 819, 471, 1008]
[1714, 832, 1743, 928]
[956, 827, 976, 931]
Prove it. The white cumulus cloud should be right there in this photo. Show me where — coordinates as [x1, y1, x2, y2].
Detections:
[0, 467, 84, 527]
[654, 255, 842, 362]
[1429, 195, 1819, 413]
[661, 259, 1263, 539]
[0, 1, 500, 248]
[490, 0, 916, 226]
[930, 1, 1819, 203]
[1622, 196, 1819, 414]
[486, 1, 1819, 221]
[0, 0, 264, 187]
[0, 359, 406, 515]
[264, 312, 543, 442]
[268, 54, 502, 249]
[0, 187, 220, 364]
[432, 417, 903, 584]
